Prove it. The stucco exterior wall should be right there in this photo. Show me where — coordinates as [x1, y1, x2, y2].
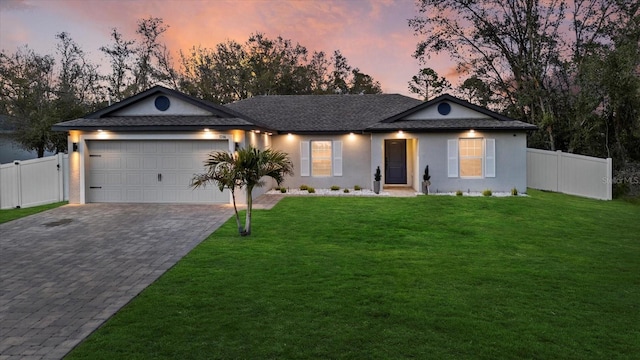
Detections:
[420, 131, 528, 193]
[111, 95, 212, 116]
[404, 101, 487, 120]
[67, 134, 81, 203]
[272, 133, 372, 190]
[372, 130, 528, 193]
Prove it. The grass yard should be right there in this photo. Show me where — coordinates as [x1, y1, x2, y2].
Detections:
[0, 201, 66, 224]
[67, 190, 639, 359]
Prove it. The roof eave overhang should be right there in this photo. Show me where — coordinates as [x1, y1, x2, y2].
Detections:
[51, 125, 275, 132]
[366, 126, 538, 133]
[274, 130, 367, 135]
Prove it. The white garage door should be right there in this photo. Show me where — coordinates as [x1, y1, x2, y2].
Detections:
[87, 140, 229, 203]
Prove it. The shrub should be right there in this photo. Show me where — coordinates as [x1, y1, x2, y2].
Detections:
[423, 165, 431, 182]
[307, 187, 315, 193]
[482, 189, 492, 196]
[354, 185, 362, 191]
[280, 187, 287, 193]
[511, 187, 518, 196]
[331, 185, 340, 191]
[344, 189, 350, 193]
[456, 190, 463, 196]
[299, 184, 308, 190]
[374, 166, 382, 181]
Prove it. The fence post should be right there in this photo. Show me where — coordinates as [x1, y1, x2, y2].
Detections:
[14, 160, 22, 208]
[556, 150, 563, 193]
[57, 153, 64, 202]
[606, 157, 613, 200]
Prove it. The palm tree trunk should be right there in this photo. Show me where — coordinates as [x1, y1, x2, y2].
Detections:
[243, 185, 253, 236]
[230, 188, 244, 235]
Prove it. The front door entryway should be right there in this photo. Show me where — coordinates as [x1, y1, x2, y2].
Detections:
[384, 139, 407, 184]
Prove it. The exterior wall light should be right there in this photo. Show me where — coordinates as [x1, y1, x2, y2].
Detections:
[72, 143, 78, 152]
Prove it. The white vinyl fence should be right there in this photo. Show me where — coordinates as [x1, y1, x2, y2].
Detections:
[527, 149, 612, 200]
[0, 154, 69, 209]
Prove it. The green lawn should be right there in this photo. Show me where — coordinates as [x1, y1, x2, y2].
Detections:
[0, 201, 66, 224]
[67, 190, 639, 359]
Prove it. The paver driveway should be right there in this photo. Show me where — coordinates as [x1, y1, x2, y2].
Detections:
[0, 203, 234, 360]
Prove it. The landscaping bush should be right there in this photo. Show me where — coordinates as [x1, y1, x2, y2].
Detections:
[307, 187, 315, 193]
[482, 189, 492, 196]
[511, 187, 518, 196]
[330, 185, 340, 191]
[299, 184, 309, 191]
[456, 190, 463, 196]
[280, 188, 287, 193]
[354, 185, 362, 191]
[343, 189, 350, 193]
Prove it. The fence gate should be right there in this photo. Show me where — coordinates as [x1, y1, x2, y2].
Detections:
[0, 154, 68, 209]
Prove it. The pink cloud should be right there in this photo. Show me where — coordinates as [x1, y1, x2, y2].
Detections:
[1, 0, 452, 96]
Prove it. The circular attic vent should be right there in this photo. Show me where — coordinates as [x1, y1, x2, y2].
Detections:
[437, 102, 451, 116]
[154, 95, 170, 111]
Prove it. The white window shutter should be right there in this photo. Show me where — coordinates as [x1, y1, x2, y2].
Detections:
[485, 138, 496, 178]
[300, 141, 310, 177]
[447, 139, 458, 178]
[333, 141, 342, 176]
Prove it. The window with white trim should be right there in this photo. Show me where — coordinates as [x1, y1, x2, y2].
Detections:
[312, 141, 332, 176]
[447, 138, 495, 178]
[300, 140, 343, 177]
[459, 138, 483, 177]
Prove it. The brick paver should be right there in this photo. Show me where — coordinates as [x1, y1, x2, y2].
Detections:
[0, 202, 242, 359]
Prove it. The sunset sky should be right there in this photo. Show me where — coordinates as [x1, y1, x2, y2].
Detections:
[0, 0, 456, 97]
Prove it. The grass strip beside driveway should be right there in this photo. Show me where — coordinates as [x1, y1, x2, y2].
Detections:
[0, 202, 67, 224]
[67, 191, 640, 359]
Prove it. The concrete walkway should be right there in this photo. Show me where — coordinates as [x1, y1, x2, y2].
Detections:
[0, 202, 241, 359]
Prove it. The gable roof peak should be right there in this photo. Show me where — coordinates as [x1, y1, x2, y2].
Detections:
[85, 85, 242, 119]
[381, 93, 519, 124]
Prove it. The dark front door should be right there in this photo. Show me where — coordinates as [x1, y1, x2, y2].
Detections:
[385, 139, 407, 184]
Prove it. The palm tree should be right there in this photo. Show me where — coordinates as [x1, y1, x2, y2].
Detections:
[191, 151, 244, 234]
[191, 145, 293, 236]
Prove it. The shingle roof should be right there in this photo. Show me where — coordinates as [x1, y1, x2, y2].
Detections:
[53, 85, 274, 132]
[51, 116, 257, 132]
[52, 87, 537, 133]
[225, 94, 424, 133]
[375, 93, 537, 131]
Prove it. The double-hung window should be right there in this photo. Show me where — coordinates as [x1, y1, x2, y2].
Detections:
[448, 138, 495, 178]
[311, 141, 332, 176]
[300, 140, 342, 177]
[459, 138, 483, 177]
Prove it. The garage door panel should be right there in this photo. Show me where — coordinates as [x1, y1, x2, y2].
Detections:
[143, 188, 159, 202]
[106, 173, 123, 185]
[125, 173, 141, 185]
[88, 140, 229, 203]
[141, 172, 158, 186]
[142, 157, 158, 170]
[125, 157, 140, 169]
[162, 157, 177, 169]
[142, 142, 157, 153]
[125, 189, 142, 202]
[126, 142, 141, 153]
[161, 142, 177, 153]
[162, 173, 177, 185]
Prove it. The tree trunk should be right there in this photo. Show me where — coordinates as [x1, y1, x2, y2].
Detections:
[243, 186, 253, 236]
[230, 188, 244, 235]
